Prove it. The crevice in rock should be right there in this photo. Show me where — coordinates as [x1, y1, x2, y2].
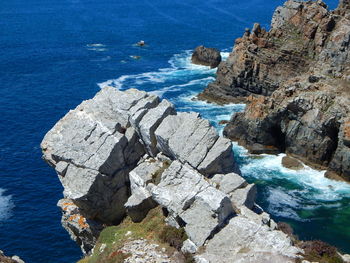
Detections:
[324, 120, 340, 164]
[269, 124, 286, 152]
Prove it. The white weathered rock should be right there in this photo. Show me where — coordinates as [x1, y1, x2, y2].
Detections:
[198, 215, 301, 263]
[42, 87, 250, 256]
[136, 100, 176, 156]
[152, 161, 234, 246]
[181, 239, 198, 254]
[125, 192, 157, 223]
[211, 173, 247, 194]
[240, 206, 276, 230]
[41, 87, 149, 223]
[197, 136, 236, 177]
[194, 256, 210, 263]
[155, 112, 235, 176]
[57, 199, 103, 255]
[11, 256, 25, 263]
[229, 183, 257, 209]
[342, 254, 350, 263]
[125, 159, 166, 222]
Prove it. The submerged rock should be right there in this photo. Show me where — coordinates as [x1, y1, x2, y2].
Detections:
[282, 156, 304, 170]
[191, 46, 222, 68]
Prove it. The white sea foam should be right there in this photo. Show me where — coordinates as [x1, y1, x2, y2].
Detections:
[266, 187, 307, 221]
[237, 148, 350, 202]
[221, 51, 231, 60]
[86, 44, 107, 52]
[87, 48, 107, 52]
[98, 50, 217, 94]
[0, 188, 13, 222]
[149, 77, 214, 97]
[87, 43, 106, 47]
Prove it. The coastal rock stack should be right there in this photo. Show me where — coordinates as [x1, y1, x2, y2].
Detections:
[198, 0, 350, 181]
[191, 46, 222, 68]
[41, 87, 301, 261]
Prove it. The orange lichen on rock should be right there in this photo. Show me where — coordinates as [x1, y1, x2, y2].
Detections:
[68, 214, 89, 229]
[62, 202, 75, 211]
[78, 216, 89, 229]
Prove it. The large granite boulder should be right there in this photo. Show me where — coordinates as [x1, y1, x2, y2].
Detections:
[155, 112, 236, 177]
[191, 46, 222, 68]
[196, 216, 301, 263]
[41, 87, 150, 223]
[125, 157, 166, 222]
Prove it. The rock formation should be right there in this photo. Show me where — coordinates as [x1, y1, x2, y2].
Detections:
[191, 46, 222, 68]
[197, 0, 350, 181]
[199, 0, 341, 103]
[0, 251, 25, 263]
[42, 87, 301, 261]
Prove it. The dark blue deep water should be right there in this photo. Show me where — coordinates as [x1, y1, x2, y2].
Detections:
[0, 0, 346, 262]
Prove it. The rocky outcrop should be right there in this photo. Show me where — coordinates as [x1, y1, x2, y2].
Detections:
[0, 251, 24, 263]
[198, 0, 344, 103]
[196, 0, 350, 181]
[41, 87, 236, 254]
[57, 199, 103, 254]
[191, 46, 222, 68]
[224, 64, 350, 181]
[196, 215, 299, 263]
[42, 87, 302, 261]
[151, 160, 234, 246]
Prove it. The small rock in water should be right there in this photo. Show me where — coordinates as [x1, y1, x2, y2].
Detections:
[136, 40, 145, 46]
[219, 120, 229, 125]
[281, 156, 304, 170]
[130, 55, 141, 60]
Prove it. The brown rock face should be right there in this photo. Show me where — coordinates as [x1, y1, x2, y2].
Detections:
[199, 0, 339, 103]
[214, 0, 350, 181]
[191, 46, 222, 68]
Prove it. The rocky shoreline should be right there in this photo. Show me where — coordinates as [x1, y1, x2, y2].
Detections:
[0, 251, 25, 263]
[38, 0, 350, 262]
[200, 0, 350, 182]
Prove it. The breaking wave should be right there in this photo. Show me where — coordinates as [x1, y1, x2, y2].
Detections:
[0, 188, 14, 222]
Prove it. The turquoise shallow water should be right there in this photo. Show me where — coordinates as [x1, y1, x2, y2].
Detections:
[0, 0, 347, 262]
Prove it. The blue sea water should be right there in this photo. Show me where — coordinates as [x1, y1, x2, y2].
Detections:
[0, 0, 347, 262]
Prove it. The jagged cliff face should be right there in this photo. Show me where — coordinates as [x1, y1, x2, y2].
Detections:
[41, 87, 303, 261]
[217, 0, 350, 181]
[199, 0, 348, 103]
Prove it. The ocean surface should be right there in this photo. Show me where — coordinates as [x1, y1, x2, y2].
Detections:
[0, 0, 348, 262]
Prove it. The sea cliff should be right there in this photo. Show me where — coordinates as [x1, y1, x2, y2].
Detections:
[41, 87, 304, 262]
[200, 0, 350, 181]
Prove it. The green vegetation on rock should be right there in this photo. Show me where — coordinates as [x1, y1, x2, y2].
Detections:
[77, 207, 190, 263]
